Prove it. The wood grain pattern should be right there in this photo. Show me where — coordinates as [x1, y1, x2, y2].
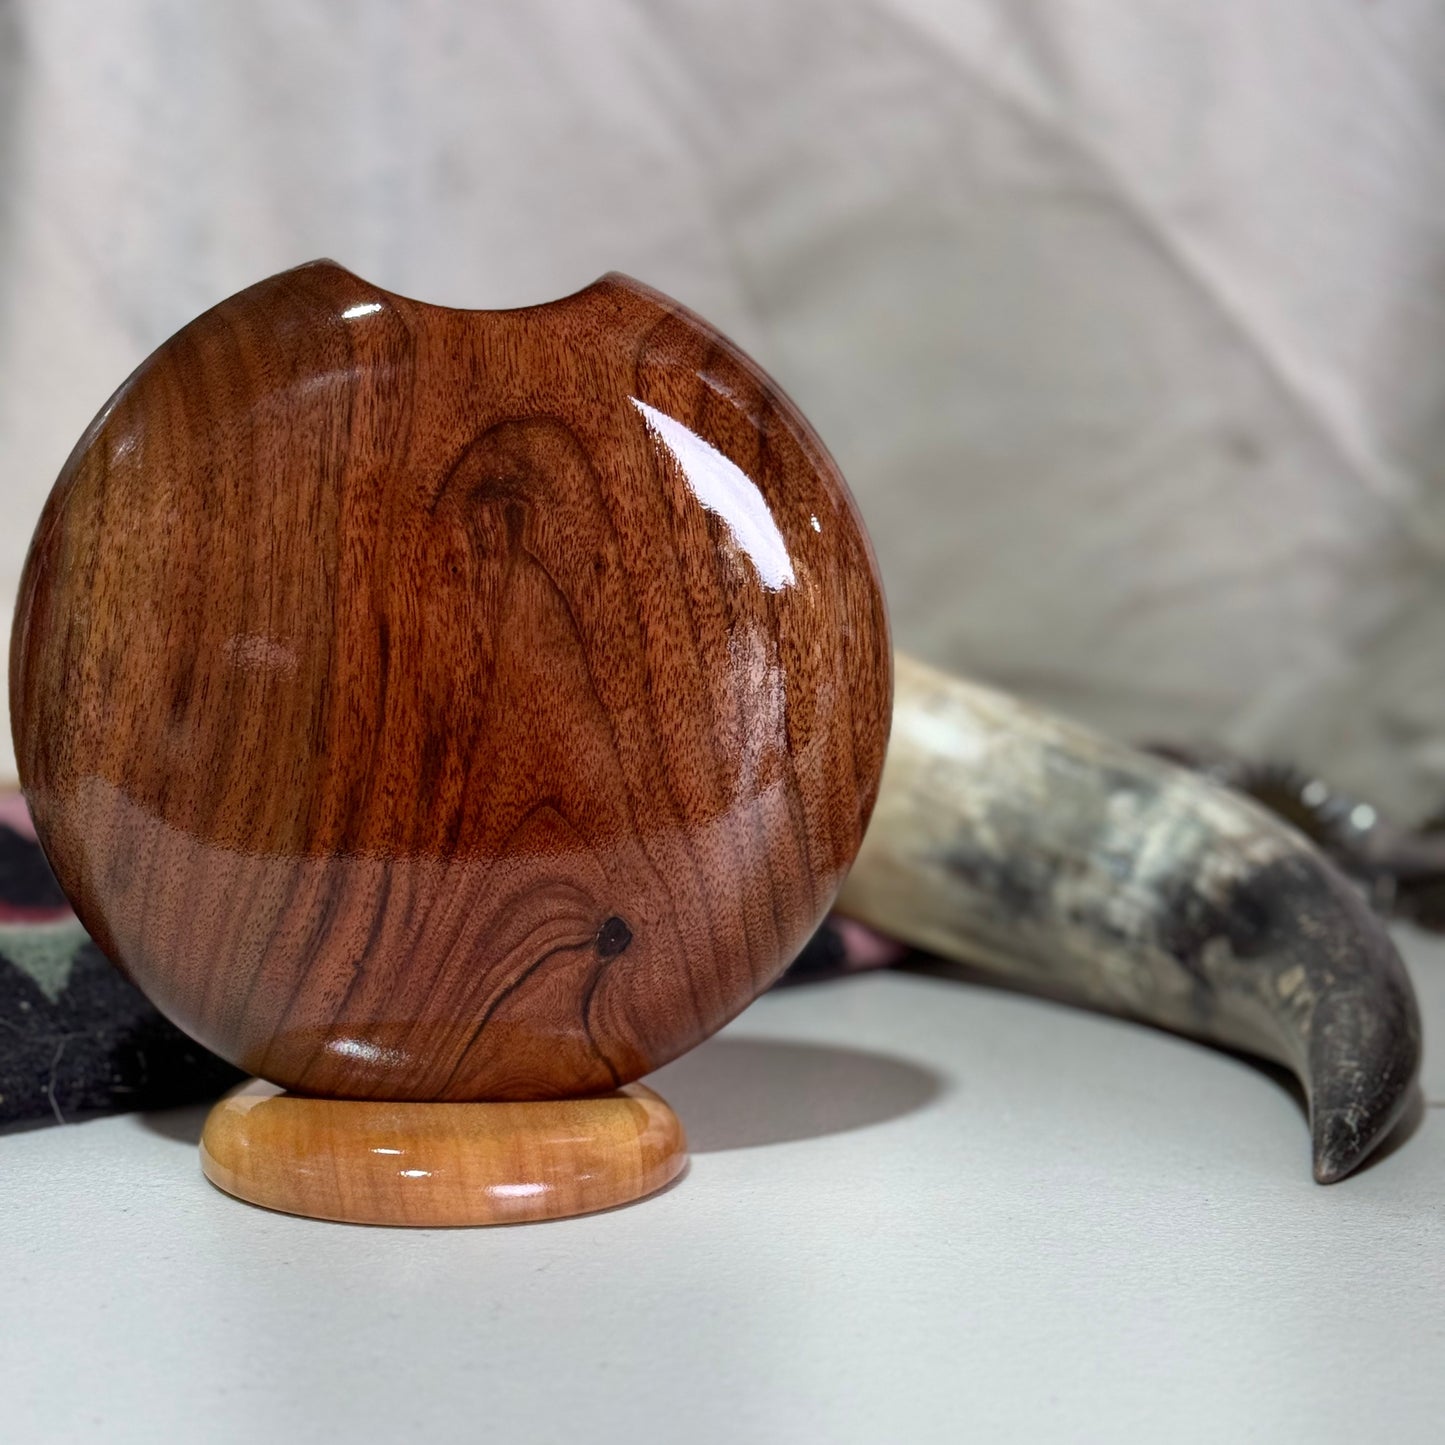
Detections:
[200, 1079, 686, 1225]
[11, 261, 891, 1100]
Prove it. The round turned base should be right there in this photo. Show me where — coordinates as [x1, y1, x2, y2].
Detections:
[200, 1080, 687, 1226]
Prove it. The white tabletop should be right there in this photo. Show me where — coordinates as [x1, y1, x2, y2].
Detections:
[4, 932, 1444, 1445]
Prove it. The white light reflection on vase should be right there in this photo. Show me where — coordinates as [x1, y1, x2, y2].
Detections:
[325, 1035, 407, 1069]
[630, 398, 796, 591]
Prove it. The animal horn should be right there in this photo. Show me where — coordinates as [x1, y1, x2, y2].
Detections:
[838, 653, 1422, 1183]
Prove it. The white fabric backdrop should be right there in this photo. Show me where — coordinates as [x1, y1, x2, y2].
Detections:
[3, 0, 1444, 814]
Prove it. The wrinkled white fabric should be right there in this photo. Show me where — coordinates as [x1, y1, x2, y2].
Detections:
[3, 0, 1444, 814]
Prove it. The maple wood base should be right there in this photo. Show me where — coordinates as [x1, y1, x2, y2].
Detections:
[200, 1079, 686, 1226]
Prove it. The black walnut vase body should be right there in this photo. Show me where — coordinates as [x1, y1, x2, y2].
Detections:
[12, 262, 892, 1102]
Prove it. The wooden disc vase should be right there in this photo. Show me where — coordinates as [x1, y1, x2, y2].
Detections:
[10, 261, 891, 1224]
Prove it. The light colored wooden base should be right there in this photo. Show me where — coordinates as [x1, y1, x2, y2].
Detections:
[200, 1080, 686, 1226]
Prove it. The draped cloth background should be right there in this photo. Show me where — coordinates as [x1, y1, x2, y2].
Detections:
[3, 0, 1444, 816]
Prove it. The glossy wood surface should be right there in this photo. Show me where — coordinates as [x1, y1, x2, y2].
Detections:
[201, 1079, 685, 1226]
[11, 261, 891, 1100]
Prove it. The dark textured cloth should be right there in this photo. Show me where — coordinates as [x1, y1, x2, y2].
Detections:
[0, 819, 244, 1129]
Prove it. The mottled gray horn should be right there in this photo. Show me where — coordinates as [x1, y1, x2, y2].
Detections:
[839, 654, 1423, 1183]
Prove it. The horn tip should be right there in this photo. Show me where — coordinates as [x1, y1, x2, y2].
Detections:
[1308, 1049, 1420, 1185]
[1311, 1123, 1367, 1185]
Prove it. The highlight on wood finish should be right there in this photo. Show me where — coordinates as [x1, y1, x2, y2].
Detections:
[201, 1079, 686, 1226]
[10, 261, 892, 1102]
